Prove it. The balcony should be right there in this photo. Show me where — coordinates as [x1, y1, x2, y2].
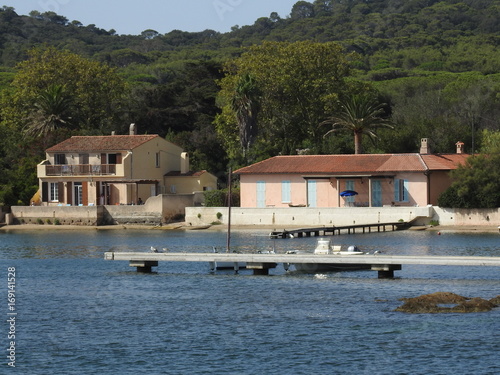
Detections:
[45, 164, 117, 176]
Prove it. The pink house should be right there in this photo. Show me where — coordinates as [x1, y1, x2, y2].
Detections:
[234, 139, 469, 208]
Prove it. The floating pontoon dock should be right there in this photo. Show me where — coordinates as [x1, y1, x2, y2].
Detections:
[269, 222, 409, 239]
[104, 252, 500, 279]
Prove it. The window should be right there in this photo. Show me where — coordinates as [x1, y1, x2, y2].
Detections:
[394, 179, 409, 202]
[307, 180, 317, 207]
[155, 152, 160, 168]
[281, 180, 291, 203]
[107, 153, 117, 164]
[50, 182, 59, 201]
[256, 181, 266, 208]
[54, 154, 66, 165]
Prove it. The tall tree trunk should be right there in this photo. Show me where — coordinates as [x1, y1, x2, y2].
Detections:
[354, 131, 363, 154]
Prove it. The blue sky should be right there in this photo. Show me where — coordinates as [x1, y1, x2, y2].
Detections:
[9, 0, 299, 35]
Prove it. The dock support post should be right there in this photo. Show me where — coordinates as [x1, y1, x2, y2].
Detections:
[129, 260, 158, 273]
[246, 262, 277, 276]
[377, 270, 394, 279]
[253, 268, 270, 275]
[371, 264, 402, 279]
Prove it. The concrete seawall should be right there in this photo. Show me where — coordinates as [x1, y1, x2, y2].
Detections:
[9, 193, 205, 226]
[7, 204, 500, 228]
[185, 206, 434, 227]
[186, 206, 500, 228]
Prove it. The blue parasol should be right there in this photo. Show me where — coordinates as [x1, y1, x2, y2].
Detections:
[340, 190, 358, 197]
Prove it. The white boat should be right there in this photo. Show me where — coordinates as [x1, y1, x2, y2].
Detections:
[292, 238, 370, 272]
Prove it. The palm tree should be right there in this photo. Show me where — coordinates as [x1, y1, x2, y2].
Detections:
[322, 94, 394, 154]
[231, 74, 260, 159]
[24, 84, 73, 139]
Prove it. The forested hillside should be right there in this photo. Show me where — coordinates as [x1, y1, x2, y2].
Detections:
[0, 0, 499, 206]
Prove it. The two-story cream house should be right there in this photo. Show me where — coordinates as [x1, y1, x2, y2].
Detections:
[36, 125, 217, 206]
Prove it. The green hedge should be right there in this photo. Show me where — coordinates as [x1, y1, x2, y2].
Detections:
[204, 188, 240, 207]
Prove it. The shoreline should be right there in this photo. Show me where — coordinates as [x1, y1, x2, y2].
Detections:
[1, 223, 499, 233]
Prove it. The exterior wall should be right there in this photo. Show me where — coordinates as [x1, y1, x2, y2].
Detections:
[433, 207, 500, 226]
[428, 171, 453, 205]
[397, 172, 428, 207]
[186, 206, 434, 227]
[130, 138, 183, 182]
[165, 173, 218, 195]
[239, 173, 431, 208]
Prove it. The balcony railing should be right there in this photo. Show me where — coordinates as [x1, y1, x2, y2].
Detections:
[45, 164, 116, 176]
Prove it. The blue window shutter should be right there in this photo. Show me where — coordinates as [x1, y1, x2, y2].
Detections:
[403, 179, 409, 202]
[256, 181, 266, 208]
[282, 181, 291, 203]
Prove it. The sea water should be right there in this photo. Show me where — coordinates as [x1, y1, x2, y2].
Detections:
[0, 228, 499, 374]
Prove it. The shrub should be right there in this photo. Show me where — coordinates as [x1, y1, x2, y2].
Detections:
[204, 188, 240, 207]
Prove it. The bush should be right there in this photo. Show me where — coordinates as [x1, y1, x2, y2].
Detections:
[204, 188, 240, 207]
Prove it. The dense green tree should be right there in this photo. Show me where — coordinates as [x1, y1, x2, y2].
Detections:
[9, 46, 128, 134]
[215, 41, 364, 161]
[480, 130, 500, 154]
[438, 154, 500, 208]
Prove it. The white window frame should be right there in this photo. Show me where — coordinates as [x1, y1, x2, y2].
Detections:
[49, 182, 59, 202]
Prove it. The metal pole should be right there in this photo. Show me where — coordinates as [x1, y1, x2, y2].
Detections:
[226, 168, 232, 253]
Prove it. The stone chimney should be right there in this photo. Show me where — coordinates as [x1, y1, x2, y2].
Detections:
[456, 141, 465, 154]
[420, 138, 431, 154]
[129, 123, 137, 135]
[180, 152, 189, 174]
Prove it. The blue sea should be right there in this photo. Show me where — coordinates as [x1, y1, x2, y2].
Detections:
[1, 227, 499, 374]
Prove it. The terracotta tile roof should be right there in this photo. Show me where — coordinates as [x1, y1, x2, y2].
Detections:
[420, 154, 469, 170]
[46, 135, 160, 152]
[235, 153, 470, 175]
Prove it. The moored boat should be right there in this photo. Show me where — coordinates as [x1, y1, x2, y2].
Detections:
[292, 238, 370, 272]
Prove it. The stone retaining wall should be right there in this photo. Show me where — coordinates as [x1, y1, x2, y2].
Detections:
[186, 206, 500, 228]
[10, 192, 205, 226]
[185, 206, 434, 227]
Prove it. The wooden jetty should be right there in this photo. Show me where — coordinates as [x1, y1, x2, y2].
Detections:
[269, 222, 409, 239]
[104, 251, 500, 279]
